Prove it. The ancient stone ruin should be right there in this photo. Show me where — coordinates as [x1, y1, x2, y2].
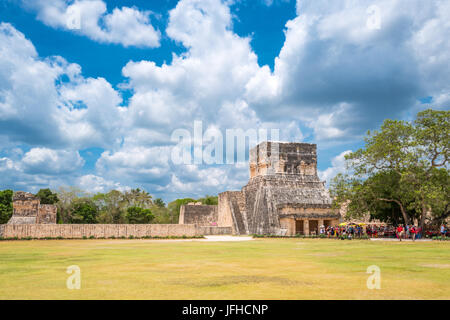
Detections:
[181, 142, 340, 235]
[5, 141, 339, 238]
[2, 192, 230, 239]
[7, 191, 57, 225]
[179, 204, 218, 226]
[219, 142, 340, 235]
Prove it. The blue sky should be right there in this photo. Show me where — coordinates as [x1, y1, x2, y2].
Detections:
[0, 0, 448, 201]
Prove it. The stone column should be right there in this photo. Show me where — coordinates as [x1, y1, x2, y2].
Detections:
[304, 220, 310, 235]
[289, 219, 295, 236]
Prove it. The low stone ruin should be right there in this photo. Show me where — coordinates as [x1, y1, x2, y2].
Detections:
[7, 191, 57, 225]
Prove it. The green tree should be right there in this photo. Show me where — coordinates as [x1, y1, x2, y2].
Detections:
[93, 190, 127, 224]
[154, 198, 165, 208]
[197, 195, 218, 205]
[167, 198, 195, 224]
[36, 188, 59, 204]
[68, 199, 98, 224]
[56, 187, 84, 223]
[122, 188, 153, 208]
[126, 207, 155, 224]
[331, 172, 418, 225]
[0, 189, 13, 224]
[332, 109, 449, 228]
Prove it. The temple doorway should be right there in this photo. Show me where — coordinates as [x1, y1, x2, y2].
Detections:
[309, 220, 319, 235]
[295, 220, 304, 235]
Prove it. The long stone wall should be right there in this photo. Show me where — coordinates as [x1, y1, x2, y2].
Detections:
[197, 226, 234, 235]
[0, 224, 232, 239]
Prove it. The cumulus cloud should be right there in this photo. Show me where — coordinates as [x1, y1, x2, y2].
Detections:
[21, 148, 85, 175]
[98, 0, 304, 198]
[96, 146, 172, 184]
[1, 0, 449, 200]
[0, 22, 125, 149]
[0, 147, 129, 194]
[0, 148, 82, 191]
[23, 0, 160, 47]
[0, 22, 65, 146]
[319, 150, 352, 185]
[122, 0, 263, 131]
[76, 174, 130, 193]
[249, 0, 449, 142]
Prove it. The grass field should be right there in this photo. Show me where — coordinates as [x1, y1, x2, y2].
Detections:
[0, 238, 449, 300]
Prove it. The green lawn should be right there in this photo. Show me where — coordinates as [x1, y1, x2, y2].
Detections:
[0, 238, 449, 300]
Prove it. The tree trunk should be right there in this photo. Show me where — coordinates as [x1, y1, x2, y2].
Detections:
[419, 203, 427, 230]
[379, 198, 410, 225]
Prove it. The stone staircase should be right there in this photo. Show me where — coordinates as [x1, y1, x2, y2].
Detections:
[229, 193, 248, 235]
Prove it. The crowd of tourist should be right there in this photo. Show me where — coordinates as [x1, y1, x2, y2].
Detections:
[318, 223, 448, 241]
[319, 224, 366, 239]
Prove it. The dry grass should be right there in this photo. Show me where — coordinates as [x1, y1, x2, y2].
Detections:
[0, 238, 449, 300]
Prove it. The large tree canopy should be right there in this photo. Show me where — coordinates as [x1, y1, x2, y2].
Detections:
[331, 109, 449, 227]
[0, 190, 13, 224]
[36, 188, 59, 205]
[126, 207, 155, 224]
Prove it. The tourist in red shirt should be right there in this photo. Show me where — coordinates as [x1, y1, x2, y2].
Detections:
[410, 226, 416, 241]
[396, 225, 404, 241]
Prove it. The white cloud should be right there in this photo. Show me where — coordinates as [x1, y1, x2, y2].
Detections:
[76, 174, 130, 193]
[21, 148, 85, 175]
[96, 146, 172, 185]
[248, 0, 450, 142]
[0, 22, 124, 149]
[319, 150, 352, 185]
[58, 77, 126, 148]
[23, 0, 160, 47]
[1, 0, 449, 200]
[0, 147, 84, 192]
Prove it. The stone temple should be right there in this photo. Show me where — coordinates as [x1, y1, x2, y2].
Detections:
[7, 192, 57, 225]
[180, 142, 340, 235]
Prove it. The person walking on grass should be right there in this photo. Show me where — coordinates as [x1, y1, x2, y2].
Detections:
[411, 226, 416, 241]
[396, 225, 404, 242]
[415, 226, 421, 239]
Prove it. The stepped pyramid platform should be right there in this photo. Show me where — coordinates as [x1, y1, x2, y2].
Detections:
[218, 142, 340, 235]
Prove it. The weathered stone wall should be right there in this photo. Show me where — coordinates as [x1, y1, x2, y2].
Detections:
[218, 192, 234, 228]
[179, 205, 218, 226]
[12, 192, 40, 217]
[218, 191, 247, 235]
[0, 224, 232, 239]
[8, 192, 40, 224]
[249, 142, 318, 178]
[8, 191, 57, 225]
[37, 205, 57, 224]
[197, 226, 233, 235]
